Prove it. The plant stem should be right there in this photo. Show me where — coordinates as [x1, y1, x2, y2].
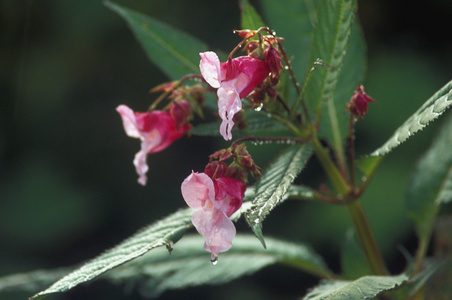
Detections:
[413, 204, 440, 275]
[312, 134, 388, 276]
[312, 137, 350, 196]
[347, 201, 388, 275]
[348, 115, 356, 190]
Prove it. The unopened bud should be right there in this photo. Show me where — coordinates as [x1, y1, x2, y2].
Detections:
[346, 85, 376, 120]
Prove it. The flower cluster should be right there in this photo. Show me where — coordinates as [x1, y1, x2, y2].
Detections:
[117, 100, 190, 185]
[118, 29, 280, 260]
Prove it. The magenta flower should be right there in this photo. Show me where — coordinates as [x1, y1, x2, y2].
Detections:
[181, 171, 246, 260]
[117, 103, 190, 185]
[199, 51, 269, 140]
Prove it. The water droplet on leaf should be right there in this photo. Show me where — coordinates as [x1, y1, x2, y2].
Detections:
[254, 103, 263, 111]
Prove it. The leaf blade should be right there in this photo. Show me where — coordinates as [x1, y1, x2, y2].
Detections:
[261, 0, 317, 83]
[31, 208, 193, 299]
[406, 114, 452, 244]
[105, 1, 207, 80]
[240, 0, 266, 30]
[245, 144, 313, 245]
[304, 0, 357, 114]
[371, 79, 452, 156]
[319, 19, 366, 151]
[106, 234, 332, 297]
[303, 274, 407, 300]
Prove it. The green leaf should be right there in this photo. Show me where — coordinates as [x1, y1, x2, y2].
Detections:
[355, 155, 382, 177]
[285, 184, 316, 201]
[0, 235, 332, 297]
[406, 114, 452, 245]
[245, 144, 313, 247]
[106, 234, 333, 297]
[319, 19, 366, 153]
[303, 274, 408, 300]
[408, 259, 448, 298]
[190, 110, 286, 137]
[240, 0, 266, 30]
[31, 208, 193, 299]
[371, 79, 452, 156]
[0, 268, 70, 294]
[340, 229, 372, 280]
[189, 122, 222, 137]
[261, 0, 317, 88]
[304, 0, 357, 114]
[105, 1, 207, 80]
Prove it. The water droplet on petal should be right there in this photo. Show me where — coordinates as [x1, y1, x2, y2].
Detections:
[211, 257, 218, 265]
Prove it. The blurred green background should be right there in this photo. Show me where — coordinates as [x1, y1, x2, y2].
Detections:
[1, 0, 451, 299]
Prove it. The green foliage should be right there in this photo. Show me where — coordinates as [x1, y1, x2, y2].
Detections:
[304, 0, 356, 114]
[285, 184, 316, 201]
[303, 274, 408, 300]
[245, 144, 313, 247]
[371, 79, 452, 156]
[406, 114, 452, 245]
[31, 208, 193, 299]
[261, 0, 317, 89]
[240, 0, 266, 30]
[190, 110, 286, 137]
[0, 235, 332, 298]
[319, 20, 366, 149]
[0, 269, 70, 294]
[105, 1, 207, 80]
[340, 229, 372, 279]
[107, 234, 332, 297]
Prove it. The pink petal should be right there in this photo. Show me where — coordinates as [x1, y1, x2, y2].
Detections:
[145, 111, 181, 153]
[191, 209, 236, 259]
[214, 177, 245, 217]
[132, 130, 162, 185]
[231, 56, 270, 98]
[217, 85, 242, 140]
[181, 172, 215, 209]
[199, 52, 222, 89]
[133, 148, 149, 186]
[116, 105, 142, 138]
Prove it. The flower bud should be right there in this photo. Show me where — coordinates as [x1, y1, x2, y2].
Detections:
[346, 85, 376, 120]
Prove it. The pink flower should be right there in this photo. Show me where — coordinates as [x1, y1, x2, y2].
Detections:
[199, 51, 269, 140]
[181, 172, 246, 260]
[117, 103, 190, 185]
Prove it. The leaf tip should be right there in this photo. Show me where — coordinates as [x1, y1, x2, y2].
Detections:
[252, 223, 267, 249]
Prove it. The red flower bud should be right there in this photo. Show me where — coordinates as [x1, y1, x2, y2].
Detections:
[170, 100, 191, 130]
[264, 45, 283, 75]
[347, 85, 376, 120]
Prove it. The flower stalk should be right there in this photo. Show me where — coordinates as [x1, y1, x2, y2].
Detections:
[311, 131, 388, 276]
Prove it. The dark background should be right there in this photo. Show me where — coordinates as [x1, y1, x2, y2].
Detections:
[1, 0, 451, 299]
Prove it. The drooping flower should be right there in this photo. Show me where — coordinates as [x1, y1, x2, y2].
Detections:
[199, 51, 270, 140]
[117, 102, 190, 185]
[181, 171, 246, 261]
[347, 85, 376, 120]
